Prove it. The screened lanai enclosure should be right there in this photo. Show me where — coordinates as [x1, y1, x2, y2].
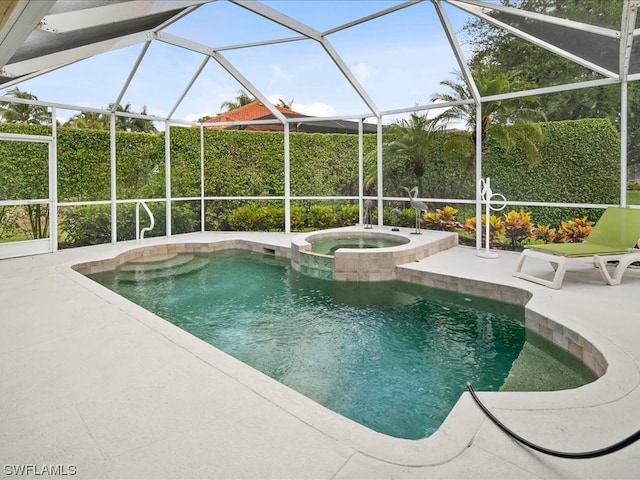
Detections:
[0, 0, 639, 259]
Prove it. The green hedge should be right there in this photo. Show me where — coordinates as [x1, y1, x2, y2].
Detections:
[0, 118, 622, 244]
[484, 118, 620, 225]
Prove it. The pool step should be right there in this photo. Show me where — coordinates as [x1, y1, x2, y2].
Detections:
[116, 255, 209, 282]
[120, 253, 196, 272]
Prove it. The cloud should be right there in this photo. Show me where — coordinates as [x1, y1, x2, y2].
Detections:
[183, 111, 213, 122]
[351, 62, 372, 84]
[268, 94, 293, 106]
[270, 65, 293, 83]
[292, 102, 336, 117]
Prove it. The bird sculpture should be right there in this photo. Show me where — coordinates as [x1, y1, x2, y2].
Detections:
[364, 198, 374, 229]
[401, 186, 427, 234]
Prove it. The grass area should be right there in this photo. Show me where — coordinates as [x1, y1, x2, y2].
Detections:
[628, 190, 640, 205]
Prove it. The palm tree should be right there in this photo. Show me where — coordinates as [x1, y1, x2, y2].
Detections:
[64, 103, 156, 132]
[127, 105, 157, 133]
[108, 103, 157, 132]
[431, 63, 547, 167]
[220, 89, 254, 112]
[276, 97, 294, 109]
[0, 87, 51, 125]
[65, 111, 109, 130]
[365, 112, 442, 195]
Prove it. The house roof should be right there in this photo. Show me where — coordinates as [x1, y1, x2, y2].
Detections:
[202, 100, 377, 134]
[201, 100, 300, 126]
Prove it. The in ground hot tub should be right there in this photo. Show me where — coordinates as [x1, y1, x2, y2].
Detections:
[310, 233, 409, 255]
[291, 226, 457, 281]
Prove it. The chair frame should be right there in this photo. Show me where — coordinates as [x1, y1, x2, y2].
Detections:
[513, 207, 640, 289]
[514, 248, 638, 289]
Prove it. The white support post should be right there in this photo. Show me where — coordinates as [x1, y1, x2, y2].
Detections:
[475, 103, 483, 251]
[284, 123, 291, 233]
[621, 80, 628, 207]
[50, 106, 58, 252]
[376, 117, 383, 226]
[110, 114, 117, 244]
[358, 119, 364, 225]
[165, 122, 172, 237]
[200, 125, 205, 232]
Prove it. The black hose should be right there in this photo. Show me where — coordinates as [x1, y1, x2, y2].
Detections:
[466, 382, 640, 459]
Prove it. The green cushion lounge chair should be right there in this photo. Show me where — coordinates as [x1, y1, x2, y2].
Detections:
[513, 207, 640, 289]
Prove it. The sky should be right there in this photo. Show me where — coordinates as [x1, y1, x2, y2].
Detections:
[1, 0, 478, 125]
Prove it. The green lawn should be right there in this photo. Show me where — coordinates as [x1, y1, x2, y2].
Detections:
[628, 190, 640, 205]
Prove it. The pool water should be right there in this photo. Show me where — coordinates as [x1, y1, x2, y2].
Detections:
[89, 250, 585, 439]
[310, 235, 407, 255]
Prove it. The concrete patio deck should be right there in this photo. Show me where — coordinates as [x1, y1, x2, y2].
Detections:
[1, 229, 640, 479]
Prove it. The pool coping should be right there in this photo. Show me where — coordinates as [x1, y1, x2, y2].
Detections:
[3, 229, 640, 478]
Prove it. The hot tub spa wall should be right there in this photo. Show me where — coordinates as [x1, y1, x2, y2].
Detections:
[291, 230, 457, 282]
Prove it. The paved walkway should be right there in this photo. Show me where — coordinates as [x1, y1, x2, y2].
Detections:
[1, 230, 640, 479]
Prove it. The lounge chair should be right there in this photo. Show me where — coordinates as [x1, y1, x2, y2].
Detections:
[513, 207, 640, 289]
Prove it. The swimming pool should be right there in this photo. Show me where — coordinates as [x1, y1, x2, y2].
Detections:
[88, 249, 595, 439]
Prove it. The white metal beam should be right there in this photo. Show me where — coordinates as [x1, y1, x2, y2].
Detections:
[446, 0, 620, 79]
[620, 1, 639, 81]
[50, 106, 57, 252]
[376, 118, 383, 226]
[211, 50, 287, 124]
[0, 0, 54, 69]
[113, 41, 152, 113]
[284, 123, 291, 233]
[231, 0, 380, 116]
[155, 31, 213, 56]
[167, 56, 210, 120]
[323, 0, 421, 36]
[213, 35, 306, 52]
[451, 0, 618, 38]
[230, 0, 322, 41]
[36, 1, 210, 34]
[165, 122, 172, 237]
[433, 1, 479, 101]
[156, 32, 287, 123]
[1, 31, 152, 78]
[320, 38, 380, 117]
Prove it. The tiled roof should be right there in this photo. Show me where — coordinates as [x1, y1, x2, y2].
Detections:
[200, 99, 377, 134]
[202, 100, 301, 126]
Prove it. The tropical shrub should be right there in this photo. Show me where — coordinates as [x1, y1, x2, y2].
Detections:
[558, 217, 593, 243]
[462, 214, 504, 244]
[307, 205, 337, 229]
[531, 223, 558, 244]
[228, 203, 284, 231]
[501, 209, 533, 248]
[424, 206, 460, 231]
[290, 205, 307, 231]
[60, 205, 112, 247]
[387, 207, 416, 228]
[336, 204, 359, 226]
